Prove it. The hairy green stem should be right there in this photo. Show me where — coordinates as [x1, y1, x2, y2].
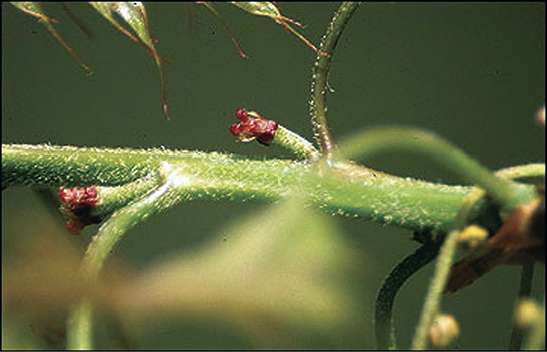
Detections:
[273, 125, 320, 161]
[310, 2, 361, 157]
[339, 127, 539, 211]
[66, 164, 187, 349]
[0, 144, 467, 231]
[94, 175, 161, 218]
[3, 144, 542, 233]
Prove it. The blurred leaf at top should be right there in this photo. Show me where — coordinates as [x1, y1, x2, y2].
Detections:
[10, 2, 325, 120]
[88, 2, 170, 119]
[112, 196, 364, 348]
[11, 2, 91, 71]
[231, 1, 324, 55]
[11, 2, 170, 119]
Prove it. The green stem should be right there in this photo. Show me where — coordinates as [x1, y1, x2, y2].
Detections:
[66, 163, 187, 349]
[310, 2, 361, 157]
[2, 144, 542, 233]
[67, 299, 94, 349]
[410, 165, 544, 350]
[94, 175, 161, 218]
[273, 125, 320, 161]
[411, 228, 462, 350]
[338, 127, 538, 211]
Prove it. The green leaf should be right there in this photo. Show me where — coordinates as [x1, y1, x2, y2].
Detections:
[112, 196, 358, 344]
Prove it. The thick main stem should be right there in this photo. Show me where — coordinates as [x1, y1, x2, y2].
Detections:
[339, 127, 539, 212]
[3, 144, 542, 233]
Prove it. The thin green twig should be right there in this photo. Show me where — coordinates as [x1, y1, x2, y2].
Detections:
[310, 2, 361, 157]
[411, 228, 462, 350]
[273, 125, 320, 161]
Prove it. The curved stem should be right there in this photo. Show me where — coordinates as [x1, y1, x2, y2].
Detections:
[66, 166, 183, 349]
[310, 2, 361, 157]
[67, 299, 94, 350]
[338, 127, 539, 211]
[411, 228, 462, 350]
[375, 239, 441, 350]
[411, 166, 544, 350]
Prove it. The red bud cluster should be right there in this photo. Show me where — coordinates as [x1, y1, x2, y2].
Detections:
[58, 186, 101, 234]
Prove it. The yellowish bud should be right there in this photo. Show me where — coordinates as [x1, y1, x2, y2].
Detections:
[457, 225, 488, 251]
[429, 314, 460, 349]
[514, 298, 540, 331]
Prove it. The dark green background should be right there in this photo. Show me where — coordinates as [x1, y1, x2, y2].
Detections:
[2, 2, 545, 349]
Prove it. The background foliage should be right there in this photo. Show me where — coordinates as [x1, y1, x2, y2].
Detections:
[2, 2, 545, 349]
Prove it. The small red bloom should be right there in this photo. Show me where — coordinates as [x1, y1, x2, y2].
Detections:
[229, 108, 279, 146]
[58, 186, 101, 235]
[58, 186, 98, 208]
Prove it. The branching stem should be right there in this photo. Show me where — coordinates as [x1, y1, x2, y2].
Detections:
[66, 164, 186, 349]
[411, 166, 544, 349]
[3, 144, 542, 233]
[339, 127, 539, 211]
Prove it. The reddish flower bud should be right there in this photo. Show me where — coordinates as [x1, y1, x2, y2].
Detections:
[58, 186, 98, 208]
[235, 108, 250, 122]
[229, 108, 279, 146]
[58, 186, 101, 235]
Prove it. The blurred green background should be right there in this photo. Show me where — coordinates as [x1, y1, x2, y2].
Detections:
[2, 2, 545, 349]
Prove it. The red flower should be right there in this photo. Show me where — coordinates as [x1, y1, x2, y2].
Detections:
[58, 186, 98, 208]
[229, 108, 278, 146]
[58, 186, 101, 234]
